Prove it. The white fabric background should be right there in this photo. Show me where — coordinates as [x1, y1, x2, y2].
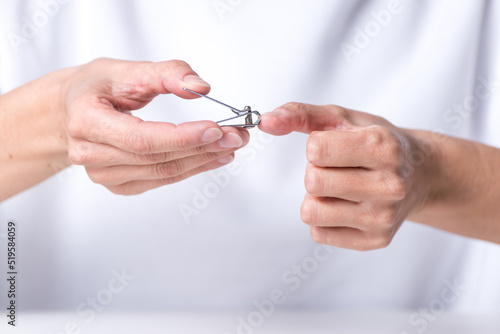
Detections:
[0, 0, 499, 312]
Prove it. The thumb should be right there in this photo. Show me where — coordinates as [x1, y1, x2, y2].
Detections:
[104, 58, 212, 101]
[88, 58, 212, 112]
[153, 60, 212, 98]
[258, 102, 349, 135]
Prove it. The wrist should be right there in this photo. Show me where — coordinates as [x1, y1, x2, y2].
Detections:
[404, 129, 449, 221]
[46, 66, 80, 165]
[0, 66, 79, 200]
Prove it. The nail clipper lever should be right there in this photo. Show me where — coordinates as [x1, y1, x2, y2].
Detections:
[183, 88, 261, 128]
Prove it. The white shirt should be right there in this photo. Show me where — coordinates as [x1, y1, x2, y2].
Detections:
[0, 0, 499, 314]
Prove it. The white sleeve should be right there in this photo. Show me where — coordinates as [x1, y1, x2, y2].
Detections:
[476, 0, 500, 146]
[0, 2, 15, 95]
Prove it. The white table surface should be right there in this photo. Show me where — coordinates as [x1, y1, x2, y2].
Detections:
[2, 311, 499, 334]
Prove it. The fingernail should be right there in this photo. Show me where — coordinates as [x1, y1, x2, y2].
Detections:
[217, 155, 234, 164]
[260, 110, 283, 117]
[184, 74, 210, 87]
[220, 133, 243, 148]
[241, 130, 250, 144]
[202, 128, 223, 143]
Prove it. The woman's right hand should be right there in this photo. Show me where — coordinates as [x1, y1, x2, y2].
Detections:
[61, 58, 249, 195]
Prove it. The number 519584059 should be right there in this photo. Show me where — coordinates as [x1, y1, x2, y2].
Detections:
[7, 221, 16, 271]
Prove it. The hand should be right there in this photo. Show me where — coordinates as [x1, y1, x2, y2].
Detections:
[259, 103, 438, 251]
[63, 58, 248, 195]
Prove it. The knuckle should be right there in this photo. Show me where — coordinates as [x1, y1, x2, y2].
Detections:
[385, 175, 408, 200]
[362, 204, 397, 229]
[154, 160, 183, 178]
[300, 198, 317, 225]
[364, 126, 403, 167]
[138, 153, 158, 164]
[205, 151, 223, 162]
[172, 130, 190, 151]
[90, 57, 111, 66]
[383, 136, 404, 168]
[366, 233, 392, 250]
[326, 104, 347, 119]
[88, 126, 106, 143]
[68, 143, 89, 165]
[84, 58, 106, 71]
[85, 168, 106, 185]
[304, 166, 324, 195]
[352, 233, 391, 251]
[310, 227, 327, 245]
[167, 59, 189, 71]
[66, 118, 84, 139]
[107, 185, 140, 196]
[139, 152, 172, 164]
[194, 144, 209, 154]
[306, 132, 326, 163]
[375, 207, 398, 227]
[352, 244, 373, 252]
[125, 130, 153, 153]
[68, 149, 83, 165]
[384, 138, 402, 160]
[355, 244, 376, 252]
[363, 125, 386, 148]
[86, 58, 118, 74]
[373, 170, 408, 201]
[282, 102, 304, 112]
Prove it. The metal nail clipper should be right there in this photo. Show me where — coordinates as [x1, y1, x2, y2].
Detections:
[183, 88, 261, 128]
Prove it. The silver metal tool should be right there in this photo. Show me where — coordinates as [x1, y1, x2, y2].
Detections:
[183, 88, 261, 128]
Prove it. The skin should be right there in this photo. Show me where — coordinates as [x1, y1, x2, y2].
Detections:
[0, 58, 249, 201]
[259, 102, 500, 251]
[3, 59, 499, 251]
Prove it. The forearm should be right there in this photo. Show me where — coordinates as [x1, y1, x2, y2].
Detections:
[0, 69, 73, 201]
[409, 130, 500, 244]
[1, 59, 249, 200]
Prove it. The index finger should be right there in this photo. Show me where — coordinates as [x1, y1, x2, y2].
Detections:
[258, 102, 350, 135]
[86, 107, 224, 154]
